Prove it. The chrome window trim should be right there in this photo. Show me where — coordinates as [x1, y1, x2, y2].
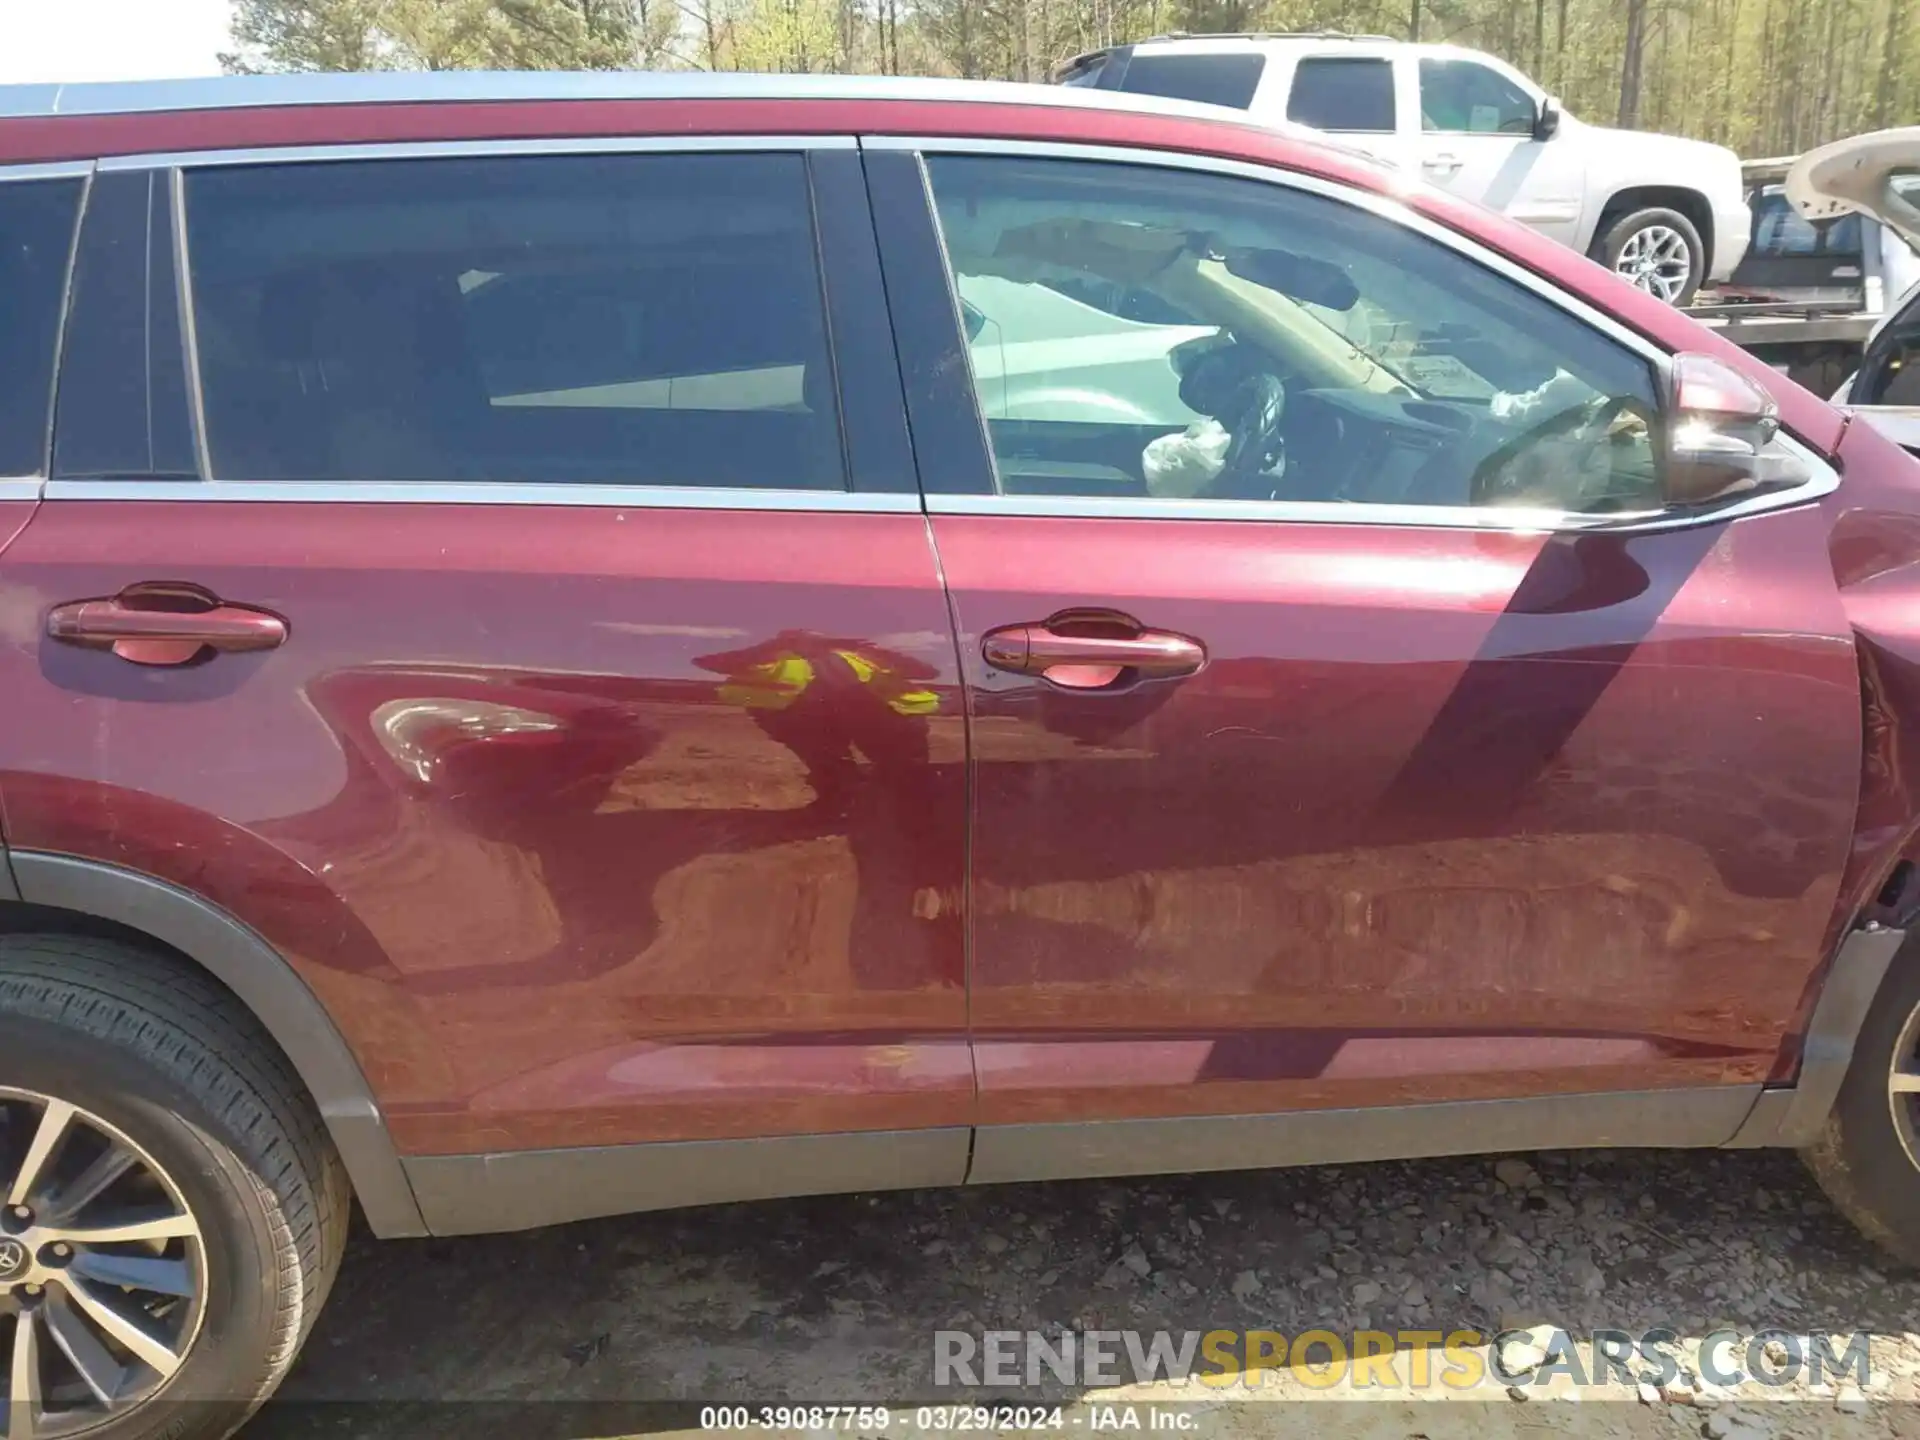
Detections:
[922, 442, 1836, 533]
[0, 160, 95, 183]
[872, 134, 1841, 532]
[0, 478, 45, 501]
[103, 134, 857, 172]
[1, 72, 1262, 128]
[40, 479, 925, 512]
[152, 136, 867, 499]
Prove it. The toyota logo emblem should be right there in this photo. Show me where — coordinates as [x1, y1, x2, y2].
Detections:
[0, 1238, 27, 1281]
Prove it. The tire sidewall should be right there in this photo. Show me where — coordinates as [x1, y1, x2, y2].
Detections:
[0, 1011, 284, 1439]
[1598, 206, 1705, 306]
[1815, 953, 1920, 1265]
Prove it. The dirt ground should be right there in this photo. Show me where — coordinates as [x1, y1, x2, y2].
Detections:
[243, 1147, 1920, 1440]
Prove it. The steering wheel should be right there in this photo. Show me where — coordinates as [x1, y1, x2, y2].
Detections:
[1175, 344, 1290, 500]
[1468, 393, 1637, 509]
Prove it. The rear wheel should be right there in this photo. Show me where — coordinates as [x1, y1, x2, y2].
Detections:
[1804, 949, 1920, 1266]
[1593, 206, 1706, 306]
[0, 936, 348, 1440]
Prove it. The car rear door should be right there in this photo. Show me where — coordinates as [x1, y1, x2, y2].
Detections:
[865, 138, 1862, 1180]
[0, 139, 970, 1222]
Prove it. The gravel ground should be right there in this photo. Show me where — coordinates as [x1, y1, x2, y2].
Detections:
[243, 1146, 1920, 1440]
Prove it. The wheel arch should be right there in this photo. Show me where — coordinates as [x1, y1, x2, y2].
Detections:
[1, 850, 426, 1237]
[1588, 185, 1715, 269]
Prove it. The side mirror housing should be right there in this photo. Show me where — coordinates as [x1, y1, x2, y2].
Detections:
[1663, 353, 1810, 505]
[1533, 96, 1563, 141]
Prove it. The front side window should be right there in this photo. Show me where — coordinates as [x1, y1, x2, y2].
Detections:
[1286, 57, 1397, 133]
[926, 154, 1662, 515]
[1419, 60, 1537, 135]
[186, 153, 844, 488]
[0, 177, 83, 476]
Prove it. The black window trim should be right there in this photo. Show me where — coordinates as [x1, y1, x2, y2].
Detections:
[53, 166, 205, 482]
[56, 134, 922, 511]
[0, 160, 92, 491]
[861, 133, 1840, 535]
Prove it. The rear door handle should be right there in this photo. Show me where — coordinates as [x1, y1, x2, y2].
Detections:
[982, 619, 1206, 689]
[48, 589, 288, 667]
[1423, 152, 1462, 175]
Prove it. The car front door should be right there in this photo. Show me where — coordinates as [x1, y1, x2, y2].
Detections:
[1414, 56, 1585, 247]
[0, 142, 971, 1221]
[865, 141, 1861, 1179]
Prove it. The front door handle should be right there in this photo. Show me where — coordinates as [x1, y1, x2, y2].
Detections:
[1423, 152, 1462, 175]
[982, 619, 1206, 689]
[48, 588, 288, 667]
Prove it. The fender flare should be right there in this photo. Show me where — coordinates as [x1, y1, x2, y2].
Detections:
[7, 850, 426, 1237]
[1725, 923, 1909, 1148]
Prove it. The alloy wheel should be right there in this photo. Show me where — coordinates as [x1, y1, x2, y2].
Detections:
[0, 1089, 205, 1439]
[1614, 224, 1694, 303]
[1892, 999, 1920, 1172]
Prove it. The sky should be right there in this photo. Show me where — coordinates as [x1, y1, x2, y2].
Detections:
[0, 0, 233, 85]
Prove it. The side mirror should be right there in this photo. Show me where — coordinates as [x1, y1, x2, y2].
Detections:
[1663, 353, 1810, 505]
[1533, 96, 1562, 142]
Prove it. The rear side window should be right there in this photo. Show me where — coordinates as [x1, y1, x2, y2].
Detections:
[1112, 52, 1266, 109]
[1287, 57, 1397, 133]
[185, 153, 845, 489]
[0, 177, 83, 476]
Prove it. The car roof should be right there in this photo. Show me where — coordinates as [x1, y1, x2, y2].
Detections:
[0, 69, 1262, 125]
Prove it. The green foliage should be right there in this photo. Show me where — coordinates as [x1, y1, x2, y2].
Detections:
[225, 0, 674, 72]
[227, 0, 1918, 151]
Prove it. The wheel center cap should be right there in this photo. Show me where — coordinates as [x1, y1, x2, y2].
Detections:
[0, 1236, 29, 1282]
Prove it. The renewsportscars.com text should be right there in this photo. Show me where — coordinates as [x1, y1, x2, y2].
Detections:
[933, 1327, 1875, 1391]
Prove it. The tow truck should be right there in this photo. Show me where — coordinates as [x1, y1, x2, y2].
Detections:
[1684, 152, 1920, 393]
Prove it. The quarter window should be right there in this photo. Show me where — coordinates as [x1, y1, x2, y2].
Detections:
[0, 177, 83, 477]
[1418, 59, 1538, 135]
[185, 153, 844, 489]
[924, 155, 1662, 514]
[1286, 58, 1397, 134]
[1112, 52, 1268, 110]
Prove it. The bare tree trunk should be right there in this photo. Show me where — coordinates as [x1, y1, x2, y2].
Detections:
[1618, 0, 1647, 126]
[1878, 0, 1907, 125]
[1556, 0, 1570, 89]
[1534, 0, 1545, 74]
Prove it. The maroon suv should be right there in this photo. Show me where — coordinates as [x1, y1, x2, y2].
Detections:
[2, 70, 1920, 1439]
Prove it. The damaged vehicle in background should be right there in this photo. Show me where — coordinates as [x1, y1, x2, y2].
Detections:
[1793, 126, 1920, 453]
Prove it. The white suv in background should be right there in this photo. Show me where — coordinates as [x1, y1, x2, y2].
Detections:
[1059, 33, 1750, 305]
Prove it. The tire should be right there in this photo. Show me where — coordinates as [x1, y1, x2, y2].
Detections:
[0, 935, 349, 1440]
[1592, 205, 1706, 307]
[1804, 949, 1920, 1267]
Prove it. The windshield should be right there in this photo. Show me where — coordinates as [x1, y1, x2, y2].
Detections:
[1023, 230, 1544, 405]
